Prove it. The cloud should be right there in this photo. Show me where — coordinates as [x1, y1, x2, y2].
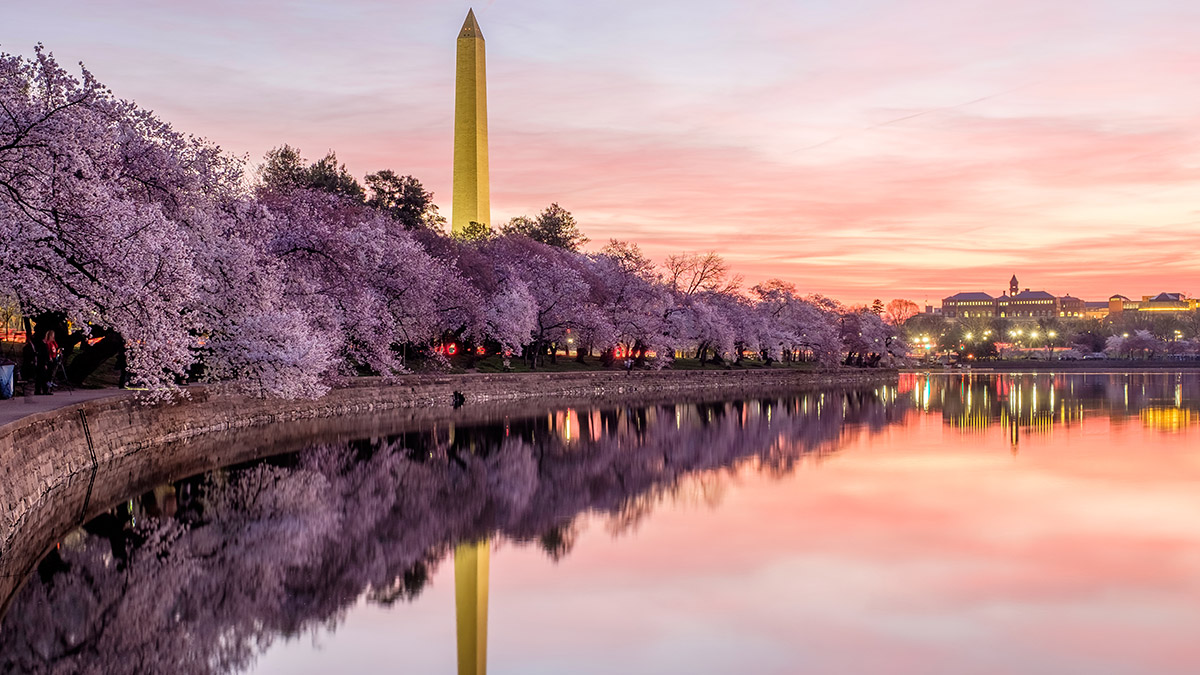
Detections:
[6, 0, 1200, 304]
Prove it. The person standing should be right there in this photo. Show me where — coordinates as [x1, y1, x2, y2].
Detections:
[45, 330, 62, 391]
[45, 329, 60, 362]
[33, 330, 51, 395]
[21, 337, 37, 396]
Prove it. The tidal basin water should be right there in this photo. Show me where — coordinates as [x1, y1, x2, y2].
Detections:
[4, 372, 1200, 674]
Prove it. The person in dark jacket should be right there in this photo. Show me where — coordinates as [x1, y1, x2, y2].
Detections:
[21, 339, 37, 395]
[33, 331, 52, 395]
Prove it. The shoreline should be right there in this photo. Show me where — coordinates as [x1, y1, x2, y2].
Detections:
[0, 367, 894, 613]
[904, 359, 1200, 373]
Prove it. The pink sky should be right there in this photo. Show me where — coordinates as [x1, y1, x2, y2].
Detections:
[6, 1, 1200, 305]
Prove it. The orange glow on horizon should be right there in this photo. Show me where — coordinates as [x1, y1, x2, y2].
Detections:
[7, 2, 1199, 305]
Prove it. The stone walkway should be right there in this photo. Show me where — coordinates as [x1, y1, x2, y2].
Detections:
[0, 388, 125, 429]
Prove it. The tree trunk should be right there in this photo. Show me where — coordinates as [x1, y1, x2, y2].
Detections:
[67, 333, 124, 385]
[633, 340, 647, 367]
[600, 347, 615, 367]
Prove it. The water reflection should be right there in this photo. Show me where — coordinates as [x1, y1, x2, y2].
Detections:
[0, 387, 901, 675]
[903, 372, 1200, 446]
[9, 374, 1200, 674]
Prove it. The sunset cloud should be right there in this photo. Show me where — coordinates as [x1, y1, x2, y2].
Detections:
[7, 0, 1198, 304]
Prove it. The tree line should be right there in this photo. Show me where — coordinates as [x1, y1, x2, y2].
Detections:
[0, 48, 906, 398]
[904, 311, 1200, 361]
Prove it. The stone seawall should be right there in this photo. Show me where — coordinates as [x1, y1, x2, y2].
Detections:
[0, 368, 893, 611]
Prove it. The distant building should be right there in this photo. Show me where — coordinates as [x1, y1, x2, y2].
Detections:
[1110, 292, 1199, 315]
[1059, 295, 1085, 318]
[1109, 294, 1135, 314]
[942, 275, 1065, 320]
[1083, 301, 1109, 320]
[941, 292, 997, 319]
[998, 289, 1057, 319]
[940, 276, 1194, 321]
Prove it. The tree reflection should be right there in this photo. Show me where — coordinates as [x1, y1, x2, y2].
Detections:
[0, 387, 903, 674]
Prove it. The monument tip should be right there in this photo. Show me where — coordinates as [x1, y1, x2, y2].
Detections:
[459, 9, 484, 40]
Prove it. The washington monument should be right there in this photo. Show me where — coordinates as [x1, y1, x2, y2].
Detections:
[452, 9, 490, 236]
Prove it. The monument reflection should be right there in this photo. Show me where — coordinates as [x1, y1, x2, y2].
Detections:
[455, 540, 489, 675]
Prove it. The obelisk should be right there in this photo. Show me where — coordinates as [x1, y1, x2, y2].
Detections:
[452, 9, 490, 236]
[455, 540, 490, 675]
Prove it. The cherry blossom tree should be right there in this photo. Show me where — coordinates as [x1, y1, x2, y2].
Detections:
[1105, 330, 1163, 359]
[483, 236, 595, 367]
[480, 278, 538, 355]
[252, 187, 475, 379]
[840, 307, 891, 366]
[660, 252, 747, 364]
[750, 281, 844, 366]
[0, 47, 234, 391]
[586, 241, 670, 362]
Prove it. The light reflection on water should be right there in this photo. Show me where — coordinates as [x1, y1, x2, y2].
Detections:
[4, 373, 1200, 674]
[905, 372, 1200, 441]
